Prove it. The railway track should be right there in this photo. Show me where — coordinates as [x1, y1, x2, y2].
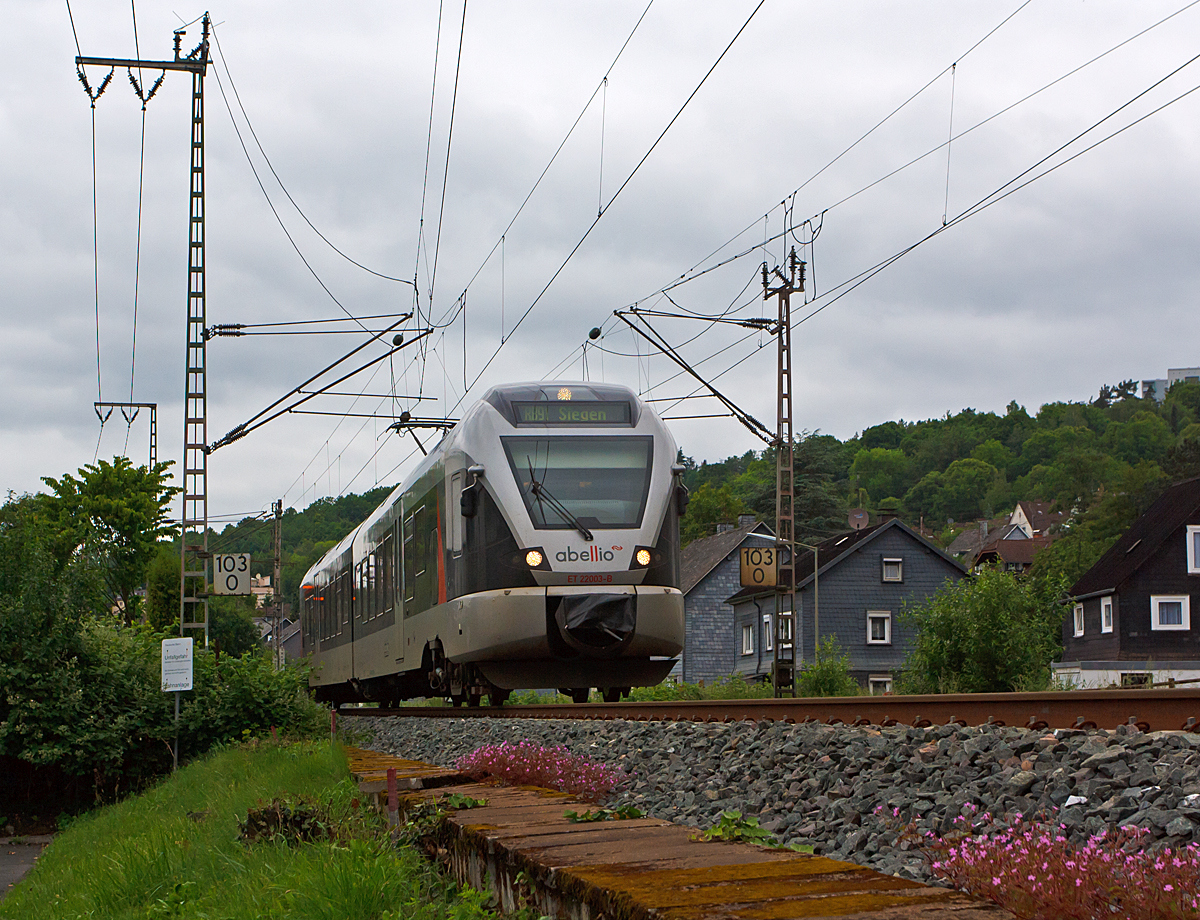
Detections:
[339, 686, 1200, 732]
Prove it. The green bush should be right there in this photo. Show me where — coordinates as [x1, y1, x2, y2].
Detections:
[795, 638, 860, 697]
[896, 567, 1065, 694]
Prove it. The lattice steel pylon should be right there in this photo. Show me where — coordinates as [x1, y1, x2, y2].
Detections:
[76, 15, 212, 643]
[763, 249, 805, 697]
[180, 17, 212, 644]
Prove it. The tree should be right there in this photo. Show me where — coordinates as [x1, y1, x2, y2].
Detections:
[897, 568, 1065, 694]
[144, 543, 180, 631]
[208, 594, 263, 658]
[849, 447, 910, 506]
[42, 458, 180, 624]
[680, 483, 746, 545]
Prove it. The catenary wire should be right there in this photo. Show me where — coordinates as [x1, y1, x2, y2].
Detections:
[646, 0, 1200, 305]
[426, 0, 469, 313]
[208, 27, 413, 287]
[209, 38, 372, 334]
[448, 0, 767, 418]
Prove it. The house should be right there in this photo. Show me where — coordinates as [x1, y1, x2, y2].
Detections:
[1009, 500, 1066, 538]
[676, 516, 775, 682]
[946, 516, 1010, 560]
[250, 574, 274, 609]
[254, 603, 299, 662]
[727, 518, 966, 694]
[973, 529, 1052, 574]
[1055, 477, 1200, 689]
[1142, 367, 1200, 403]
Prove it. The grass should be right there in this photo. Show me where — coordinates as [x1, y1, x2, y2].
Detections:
[0, 741, 501, 920]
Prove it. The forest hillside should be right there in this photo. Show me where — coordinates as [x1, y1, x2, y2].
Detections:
[212, 381, 1200, 607]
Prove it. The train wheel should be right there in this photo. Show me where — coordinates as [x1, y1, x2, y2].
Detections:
[569, 688, 591, 704]
[601, 687, 627, 703]
[487, 689, 510, 707]
[467, 690, 483, 707]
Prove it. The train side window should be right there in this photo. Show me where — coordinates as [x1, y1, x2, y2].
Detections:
[355, 560, 366, 621]
[403, 510, 416, 615]
[450, 471, 464, 555]
[367, 554, 378, 621]
[380, 533, 394, 615]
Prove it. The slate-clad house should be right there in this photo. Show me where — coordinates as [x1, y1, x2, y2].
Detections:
[727, 518, 966, 693]
[1056, 477, 1200, 688]
[676, 517, 775, 682]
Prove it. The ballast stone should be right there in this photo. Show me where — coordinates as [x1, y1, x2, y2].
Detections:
[358, 714, 1200, 883]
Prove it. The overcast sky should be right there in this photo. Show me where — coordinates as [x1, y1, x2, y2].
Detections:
[3, 0, 1199, 522]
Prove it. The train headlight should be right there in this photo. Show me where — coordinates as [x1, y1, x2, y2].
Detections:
[513, 547, 550, 570]
[629, 545, 657, 569]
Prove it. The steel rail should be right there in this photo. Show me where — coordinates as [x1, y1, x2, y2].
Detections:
[337, 688, 1200, 733]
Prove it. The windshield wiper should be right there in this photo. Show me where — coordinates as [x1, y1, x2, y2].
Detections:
[527, 459, 593, 541]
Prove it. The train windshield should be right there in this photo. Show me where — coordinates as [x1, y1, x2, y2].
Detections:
[503, 436, 653, 530]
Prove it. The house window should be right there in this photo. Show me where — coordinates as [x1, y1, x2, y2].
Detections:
[867, 611, 891, 645]
[1121, 672, 1151, 688]
[1073, 603, 1084, 637]
[1152, 595, 1190, 630]
[868, 675, 893, 695]
[741, 623, 754, 655]
[763, 614, 773, 652]
[1188, 526, 1200, 574]
[1101, 597, 1113, 634]
[882, 558, 903, 582]
[779, 613, 793, 647]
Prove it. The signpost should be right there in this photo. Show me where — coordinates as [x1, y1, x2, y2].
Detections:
[739, 546, 778, 587]
[213, 553, 252, 595]
[162, 637, 194, 771]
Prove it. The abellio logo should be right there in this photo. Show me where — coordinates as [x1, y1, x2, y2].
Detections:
[556, 546, 616, 563]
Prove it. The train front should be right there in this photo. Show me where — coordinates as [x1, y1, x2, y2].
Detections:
[450, 382, 685, 697]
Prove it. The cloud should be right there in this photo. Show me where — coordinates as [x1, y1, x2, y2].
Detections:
[3, 0, 1199, 518]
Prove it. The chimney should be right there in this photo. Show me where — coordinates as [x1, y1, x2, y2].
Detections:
[877, 502, 899, 523]
[716, 522, 732, 533]
[737, 513, 756, 528]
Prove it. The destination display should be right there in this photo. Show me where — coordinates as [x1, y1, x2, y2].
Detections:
[513, 400, 632, 426]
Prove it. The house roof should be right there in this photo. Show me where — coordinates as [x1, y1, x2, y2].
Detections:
[726, 518, 965, 604]
[946, 516, 1010, 557]
[1069, 477, 1200, 599]
[977, 523, 1027, 553]
[977, 535, 1051, 566]
[1014, 500, 1068, 535]
[680, 521, 774, 595]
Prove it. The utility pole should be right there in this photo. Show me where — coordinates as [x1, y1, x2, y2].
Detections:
[762, 248, 804, 697]
[272, 499, 283, 670]
[78, 15, 211, 645]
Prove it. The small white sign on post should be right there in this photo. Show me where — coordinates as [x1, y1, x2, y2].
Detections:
[213, 553, 252, 595]
[162, 637, 194, 692]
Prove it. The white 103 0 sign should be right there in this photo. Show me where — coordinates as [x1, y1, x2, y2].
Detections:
[213, 553, 252, 595]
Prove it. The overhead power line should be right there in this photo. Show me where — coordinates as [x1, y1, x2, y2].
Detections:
[209, 25, 413, 287]
[451, 0, 767, 415]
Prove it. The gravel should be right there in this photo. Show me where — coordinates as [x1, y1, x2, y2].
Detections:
[358, 716, 1200, 882]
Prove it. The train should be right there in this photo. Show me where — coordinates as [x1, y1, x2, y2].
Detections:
[300, 381, 688, 706]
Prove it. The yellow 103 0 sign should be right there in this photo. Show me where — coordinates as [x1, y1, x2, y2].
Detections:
[739, 546, 777, 587]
